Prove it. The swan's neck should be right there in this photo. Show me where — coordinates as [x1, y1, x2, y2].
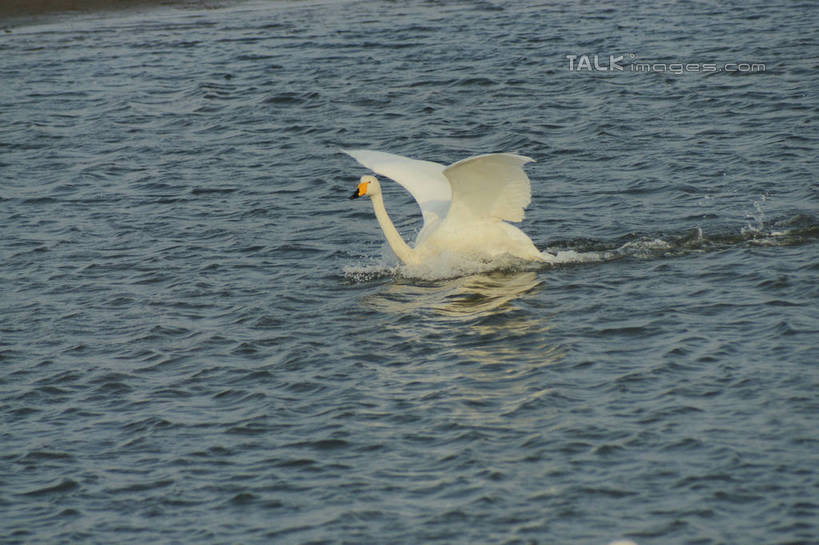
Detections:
[371, 193, 420, 266]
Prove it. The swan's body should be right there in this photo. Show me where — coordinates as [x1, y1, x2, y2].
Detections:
[346, 149, 550, 267]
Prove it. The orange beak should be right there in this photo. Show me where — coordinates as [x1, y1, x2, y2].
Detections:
[348, 181, 368, 200]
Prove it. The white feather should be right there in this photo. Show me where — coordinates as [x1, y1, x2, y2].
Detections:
[344, 149, 549, 267]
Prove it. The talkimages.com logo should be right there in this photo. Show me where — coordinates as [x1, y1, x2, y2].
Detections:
[566, 54, 766, 74]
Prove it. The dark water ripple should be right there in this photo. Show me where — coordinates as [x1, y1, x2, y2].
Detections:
[1, 1, 818, 544]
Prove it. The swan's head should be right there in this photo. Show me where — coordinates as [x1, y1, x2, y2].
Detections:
[349, 175, 381, 200]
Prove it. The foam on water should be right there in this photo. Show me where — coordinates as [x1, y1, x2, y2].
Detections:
[344, 190, 815, 281]
[344, 215, 819, 282]
[343, 247, 607, 282]
[343, 254, 532, 282]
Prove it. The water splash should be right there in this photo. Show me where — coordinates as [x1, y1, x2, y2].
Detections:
[343, 211, 819, 282]
[342, 259, 401, 282]
[344, 252, 542, 282]
[343, 248, 615, 282]
[741, 194, 768, 237]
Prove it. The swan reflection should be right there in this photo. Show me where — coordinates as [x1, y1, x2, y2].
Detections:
[362, 270, 563, 368]
[359, 270, 564, 426]
[364, 270, 542, 319]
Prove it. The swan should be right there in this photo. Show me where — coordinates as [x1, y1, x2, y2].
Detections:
[345, 149, 552, 267]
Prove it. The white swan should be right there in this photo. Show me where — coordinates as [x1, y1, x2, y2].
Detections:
[345, 149, 552, 267]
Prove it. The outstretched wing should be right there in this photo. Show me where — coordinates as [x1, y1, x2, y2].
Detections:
[343, 149, 452, 228]
[443, 153, 534, 223]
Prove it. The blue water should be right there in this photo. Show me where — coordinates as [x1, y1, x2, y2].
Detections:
[1, 1, 817, 544]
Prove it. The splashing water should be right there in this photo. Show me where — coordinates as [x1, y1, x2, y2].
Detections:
[343, 212, 819, 282]
[344, 246, 620, 282]
[741, 194, 768, 237]
[344, 251, 546, 282]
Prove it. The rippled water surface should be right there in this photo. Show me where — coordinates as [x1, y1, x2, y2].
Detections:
[1, 1, 817, 544]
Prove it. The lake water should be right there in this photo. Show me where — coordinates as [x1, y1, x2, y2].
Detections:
[1, 1, 817, 544]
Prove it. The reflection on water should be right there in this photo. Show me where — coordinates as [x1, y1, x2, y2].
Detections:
[363, 271, 564, 369]
[362, 271, 565, 427]
[365, 270, 543, 319]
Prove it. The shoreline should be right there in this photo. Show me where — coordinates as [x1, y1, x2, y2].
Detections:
[0, 0, 239, 21]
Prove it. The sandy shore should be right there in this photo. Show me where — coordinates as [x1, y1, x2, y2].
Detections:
[0, 0, 234, 20]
